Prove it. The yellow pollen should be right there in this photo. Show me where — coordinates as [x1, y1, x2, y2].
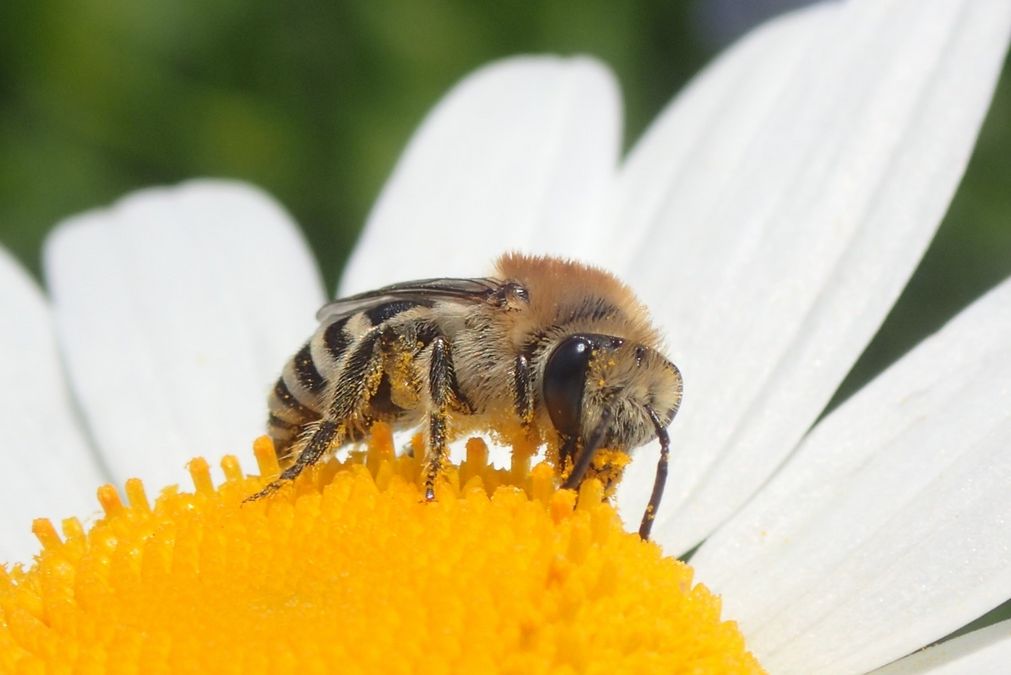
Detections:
[0, 423, 763, 673]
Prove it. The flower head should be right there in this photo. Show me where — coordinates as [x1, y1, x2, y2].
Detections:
[1, 428, 762, 673]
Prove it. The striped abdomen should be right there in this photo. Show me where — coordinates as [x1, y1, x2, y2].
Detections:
[266, 301, 430, 461]
[267, 316, 350, 459]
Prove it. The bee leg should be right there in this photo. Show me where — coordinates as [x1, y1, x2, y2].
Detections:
[638, 406, 670, 541]
[512, 354, 534, 428]
[424, 335, 462, 501]
[557, 435, 579, 482]
[561, 407, 612, 491]
[245, 421, 343, 501]
[247, 327, 389, 502]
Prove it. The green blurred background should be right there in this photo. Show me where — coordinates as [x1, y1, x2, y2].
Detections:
[0, 0, 1008, 632]
[0, 0, 1008, 401]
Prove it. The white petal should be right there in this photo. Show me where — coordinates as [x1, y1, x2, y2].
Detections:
[872, 619, 1011, 675]
[0, 248, 104, 564]
[44, 180, 326, 489]
[691, 277, 1011, 674]
[339, 55, 621, 294]
[613, 0, 1011, 552]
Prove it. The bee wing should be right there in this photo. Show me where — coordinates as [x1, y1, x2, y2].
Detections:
[316, 277, 507, 322]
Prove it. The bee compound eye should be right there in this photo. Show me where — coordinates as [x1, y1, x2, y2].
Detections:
[543, 336, 594, 439]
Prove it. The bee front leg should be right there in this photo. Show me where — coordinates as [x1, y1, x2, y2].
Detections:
[424, 335, 466, 501]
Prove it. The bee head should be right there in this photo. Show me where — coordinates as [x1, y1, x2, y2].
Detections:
[543, 334, 682, 472]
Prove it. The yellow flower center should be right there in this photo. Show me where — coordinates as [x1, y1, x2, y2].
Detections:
[0, 424, 763, 673]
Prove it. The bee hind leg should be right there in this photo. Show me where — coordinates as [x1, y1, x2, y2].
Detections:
[245, 420, 343, 502]
[424, 335, 469, 501]
[246, 324, 402, 503]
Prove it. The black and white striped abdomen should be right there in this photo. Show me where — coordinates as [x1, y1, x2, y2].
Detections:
[266, 300, 432, 460]
[267, 315, 354, 456]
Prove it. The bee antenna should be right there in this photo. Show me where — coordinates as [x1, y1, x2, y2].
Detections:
[561, 406, 612, 491]
[638, 405, 670, 540]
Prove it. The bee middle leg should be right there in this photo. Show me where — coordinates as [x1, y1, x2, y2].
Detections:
[424, 335, 470, 501]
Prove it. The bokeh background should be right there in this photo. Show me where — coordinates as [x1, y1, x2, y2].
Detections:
[3, 0, 1010, 406]
[0, 0, 1009, 632]
[1, 0, 1009, 406]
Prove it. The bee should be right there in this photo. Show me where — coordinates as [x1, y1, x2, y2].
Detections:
[249, 253, 682, 539]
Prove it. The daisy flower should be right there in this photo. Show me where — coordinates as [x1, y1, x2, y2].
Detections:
[2, 0, 1011, 672]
